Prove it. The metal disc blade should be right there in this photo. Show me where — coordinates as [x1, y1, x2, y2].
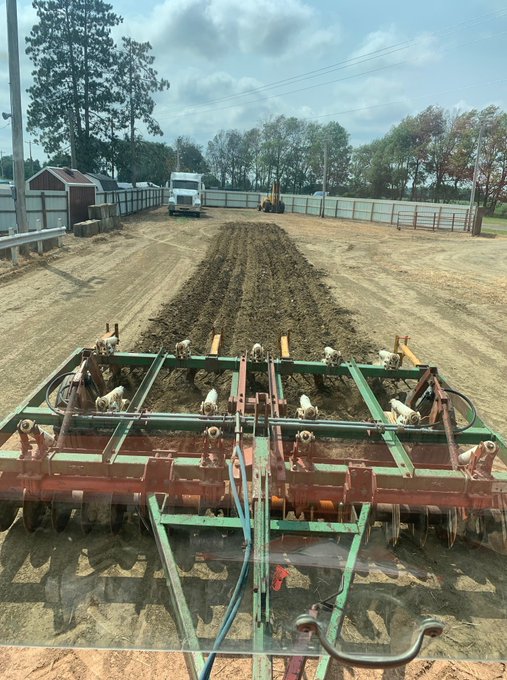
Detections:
[383, 504, 401, 546]
[0, 501, 19, 532]
[410, 507, 429, 548]
[110, 502, 126, 534]
[483, 509, 507, 554]
[80, 494, 97, 534]
[22, 496, 47, 533]
[463, 512, 485, 549]
[446, 508, 458, 549]
[139, 505, 152, 535]
[51, 498, 73, 533]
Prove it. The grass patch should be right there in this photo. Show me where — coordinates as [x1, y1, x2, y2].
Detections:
[483, 215, 507, 225]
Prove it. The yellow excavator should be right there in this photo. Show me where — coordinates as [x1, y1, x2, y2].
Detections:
[258, 181, 285, 213]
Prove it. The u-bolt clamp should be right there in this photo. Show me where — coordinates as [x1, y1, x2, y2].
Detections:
[295, 615, 443, 669]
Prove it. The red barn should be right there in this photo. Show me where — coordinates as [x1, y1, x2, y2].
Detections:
[28, 167, 96, 229]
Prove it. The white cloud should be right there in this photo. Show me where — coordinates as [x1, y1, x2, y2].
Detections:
[123, 0, 338, 61]
[349, 25, 440, 68]
[153, 68, 283, 143]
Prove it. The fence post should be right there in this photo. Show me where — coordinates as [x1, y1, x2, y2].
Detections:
[41, 191, 48, 229]
[352, 200, 356, 220]
[8, 228, 18, 265]
[390, 203, 396, 224]
[334, 199, 338, 218]
[305, 196, 309, 214]
[432, 213, 436, 231]
[370, 201, 374, 222]
[472, 206, 485, 236]
[437, 206, 442, 229]
[36, 218, 43, 254]
[412, 208, 417, 230]
[57, 218, 64, 246]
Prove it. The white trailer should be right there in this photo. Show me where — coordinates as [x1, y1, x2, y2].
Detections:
[168, 172, 203, 217]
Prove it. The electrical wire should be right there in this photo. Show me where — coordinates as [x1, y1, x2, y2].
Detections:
[160, 7, 507, 115]
[158, 24, 507, 123]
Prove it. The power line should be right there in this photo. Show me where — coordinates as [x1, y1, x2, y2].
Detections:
[307, 76, 507, 122]
[158, 26, 507, 123]
[160, 6, 507, 115]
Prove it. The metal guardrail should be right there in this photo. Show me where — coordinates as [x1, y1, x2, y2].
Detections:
[0, 227, 66, 265]
[0, 227, 66, 249]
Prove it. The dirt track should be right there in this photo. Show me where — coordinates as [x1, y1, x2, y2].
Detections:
[0, 206, 506, 679]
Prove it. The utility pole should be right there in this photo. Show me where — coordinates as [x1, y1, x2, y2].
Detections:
[68, 109, 77, 168]
[6, 0, 28, 235]
[468, 124, 484, 231]
[0, 151, 4, 178]
[321, 139, 328, 218]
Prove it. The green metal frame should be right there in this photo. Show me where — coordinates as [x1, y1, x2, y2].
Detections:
[1, 346, 506, 680]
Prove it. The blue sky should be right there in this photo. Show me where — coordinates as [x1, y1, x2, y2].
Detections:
[1, 0, 506, 162]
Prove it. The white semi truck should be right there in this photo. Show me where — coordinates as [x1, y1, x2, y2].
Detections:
[167, 171, 204, 217]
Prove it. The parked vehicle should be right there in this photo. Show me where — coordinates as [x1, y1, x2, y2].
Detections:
[168, 172, 204, 217]
[258, 181, 285, 213]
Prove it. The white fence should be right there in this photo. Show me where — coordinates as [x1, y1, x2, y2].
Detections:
[97, 188, 164, 216]
[0, 190, 68, 232]
[200, 190, 473, 230]
[0, 187, 165, 235]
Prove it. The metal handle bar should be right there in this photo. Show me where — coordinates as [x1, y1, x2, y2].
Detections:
[295, 615, 443, 669]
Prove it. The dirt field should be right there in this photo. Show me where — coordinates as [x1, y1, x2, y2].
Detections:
[0, 206, 506, 680]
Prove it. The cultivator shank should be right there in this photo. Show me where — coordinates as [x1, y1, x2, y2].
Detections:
[0, 328, 505, 678]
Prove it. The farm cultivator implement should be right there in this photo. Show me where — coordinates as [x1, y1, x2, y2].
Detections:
[0, 325, 505, 679]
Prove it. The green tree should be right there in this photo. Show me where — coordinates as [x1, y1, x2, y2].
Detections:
[175, 136, 208, 174]
[207, 130, 230, 188]
[115, 37, 170, 187]
[309, 121, 351, 194]
[116, 139, 175, 186]
[0, 155, 42, 180]
[475, 106, 507, 213]
[26, 0, 122, 171]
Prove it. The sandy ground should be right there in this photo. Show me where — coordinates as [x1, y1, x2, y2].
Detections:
[0, 207, 506, 679]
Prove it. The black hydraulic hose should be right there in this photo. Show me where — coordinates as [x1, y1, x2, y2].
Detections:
[442, 387, 477, 433]
[45, 372, 78, 416]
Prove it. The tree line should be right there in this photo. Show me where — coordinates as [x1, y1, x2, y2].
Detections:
[205, 106, 507, 213]
[350, 105, 507, 212]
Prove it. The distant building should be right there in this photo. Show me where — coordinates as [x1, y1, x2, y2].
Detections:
[27, 166, 96, 228]
[85, 173, 119, 192]
[117, 182, 133, 190]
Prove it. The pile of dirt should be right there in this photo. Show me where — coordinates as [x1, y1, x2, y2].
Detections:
[134, 222, 383, 416]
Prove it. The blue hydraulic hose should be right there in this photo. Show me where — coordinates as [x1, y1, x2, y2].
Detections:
[199, 444, 252, 680]
[227, 459, 246, 535]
